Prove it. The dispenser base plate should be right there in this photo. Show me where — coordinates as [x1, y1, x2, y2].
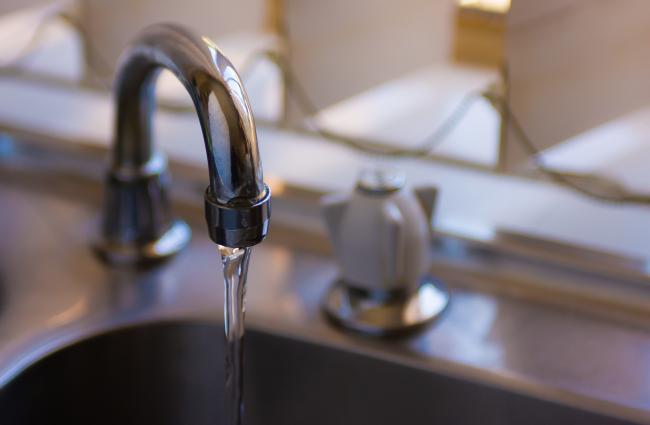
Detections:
[323, 276, 450, 337]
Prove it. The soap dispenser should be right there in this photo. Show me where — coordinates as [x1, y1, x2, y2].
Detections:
[321, 168, 449, 336]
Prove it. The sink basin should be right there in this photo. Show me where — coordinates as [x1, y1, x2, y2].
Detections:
[0, 321, 634, 425]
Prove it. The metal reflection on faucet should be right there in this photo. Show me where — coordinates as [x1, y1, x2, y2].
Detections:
[95, 24, 271, 265]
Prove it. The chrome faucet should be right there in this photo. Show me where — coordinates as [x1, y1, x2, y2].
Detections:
[95, 23, 271, 264]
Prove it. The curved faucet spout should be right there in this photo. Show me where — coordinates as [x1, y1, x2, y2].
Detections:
[97, 24, 271, 264]
[113, 24, 264, 204]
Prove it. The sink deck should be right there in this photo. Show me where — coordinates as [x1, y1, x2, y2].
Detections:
[0, 146, 648, 424]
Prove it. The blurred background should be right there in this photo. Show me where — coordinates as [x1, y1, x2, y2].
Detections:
[2, 0, 650, 262]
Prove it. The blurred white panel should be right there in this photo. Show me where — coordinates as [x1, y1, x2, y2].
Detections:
[541, 105, 650, 195]
[315, 64, 500, 167]
[0, 1, 83, 80]
[0, 1, 61, 64]
[283, 0, 456, 111]
[79, 0, 267, 74]
[504, 0, 650, 172]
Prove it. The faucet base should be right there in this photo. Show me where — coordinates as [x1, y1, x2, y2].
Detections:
[94, 219, 191, 266]
[323, 276, 450, 337]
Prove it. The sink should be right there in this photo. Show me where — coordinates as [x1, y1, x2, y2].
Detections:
[0, 321, 635, 425]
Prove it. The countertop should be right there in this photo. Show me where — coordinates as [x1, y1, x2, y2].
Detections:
[1, 154, 649, 424]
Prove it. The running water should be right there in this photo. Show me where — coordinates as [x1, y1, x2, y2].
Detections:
[218, 245, 252, 425]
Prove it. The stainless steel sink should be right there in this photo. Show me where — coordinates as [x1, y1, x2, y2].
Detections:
[0, 321, 634, 425]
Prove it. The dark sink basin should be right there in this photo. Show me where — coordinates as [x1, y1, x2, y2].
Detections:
[0, 321, 635, 425]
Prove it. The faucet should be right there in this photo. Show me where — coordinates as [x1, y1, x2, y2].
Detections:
[95, 23, 271, 264]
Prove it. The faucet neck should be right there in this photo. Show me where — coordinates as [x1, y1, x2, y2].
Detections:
[112, 24, 264, 205]
[96, 24, 270, 265]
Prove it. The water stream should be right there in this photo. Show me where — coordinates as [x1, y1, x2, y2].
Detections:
[218, 245, 252, 425]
